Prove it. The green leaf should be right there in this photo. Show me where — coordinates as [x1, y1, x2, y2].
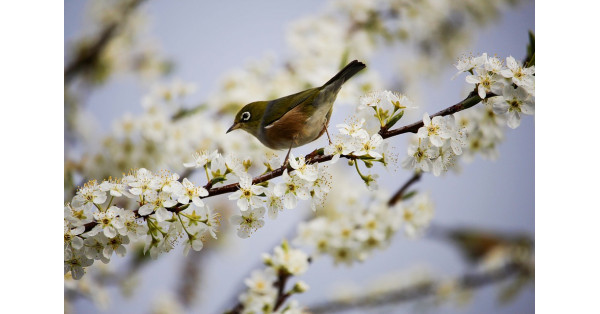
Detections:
[384, 110, 405, 129]
[525, 30, 535, 67]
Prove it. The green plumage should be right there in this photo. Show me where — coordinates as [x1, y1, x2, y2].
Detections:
[228, 60, 366, 151]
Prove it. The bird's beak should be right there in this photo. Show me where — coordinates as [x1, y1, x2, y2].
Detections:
[226, 123, 240, 133]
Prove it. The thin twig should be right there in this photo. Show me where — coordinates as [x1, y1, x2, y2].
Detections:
[387, 172, 422, 206]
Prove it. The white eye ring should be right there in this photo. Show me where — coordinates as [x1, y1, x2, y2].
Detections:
[241, 111, 251, 121]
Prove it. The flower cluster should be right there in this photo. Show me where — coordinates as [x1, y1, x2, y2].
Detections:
[226, 153, 332, 238]
[236, 241, 311, 314]
[457, 53, 535, 128]
[64, 168, 219, 279]
[401, 52, 535, 175]
[402, 113, 467, 176]
[295, 191, 435, 266]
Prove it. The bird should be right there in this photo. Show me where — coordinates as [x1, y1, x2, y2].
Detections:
[227, 60, 366, 164]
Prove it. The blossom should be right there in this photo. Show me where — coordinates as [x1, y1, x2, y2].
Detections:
[402, 138, 439, 172]
[183, 150, 218, 169]
[138, 192, 177, 222]
[264, 244, 309, 276]
[465, 69, 504, 99]
[64, 221, 84, 250]
[453, 53, 487, 79]
[64, 248, 94, 280]
[264, 186, 284, 220]
[274, 170, 311, 209]
[99, 178, 131, 198]
[90, 206, 123, 238]
[83, 233, 110, 263]
[489, 85, 534, 129]
[177, 178, 208, 207]
[324, 134, 357, 164]
[355, 133, 384, 158]
[231, 207, 266, 238]
[128, 168, 155, 197]
[288, 153, 318, 182]
[444, 115, 468, 155]
[244, 268, 277, 296]
[228, 173, 265, 211]
[103, 234, 130, 259]
[336, 118, 369, 139]
[72, 180, 107, 211]
[384, 91, 416, 112]
[432, 143, 458, 176]
[182, 232, 205, 256]
[501, 56, 535, 88]
[417, 113, 450, 147]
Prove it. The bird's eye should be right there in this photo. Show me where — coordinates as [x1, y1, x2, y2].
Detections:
[241, 111, 251, 121]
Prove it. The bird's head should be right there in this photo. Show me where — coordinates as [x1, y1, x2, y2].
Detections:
[227, 101, 268, 137]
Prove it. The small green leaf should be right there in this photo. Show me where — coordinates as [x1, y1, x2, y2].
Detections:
[384, 110, 405, 129]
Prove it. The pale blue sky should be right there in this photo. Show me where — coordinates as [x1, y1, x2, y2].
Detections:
[65, 1, 535, 313]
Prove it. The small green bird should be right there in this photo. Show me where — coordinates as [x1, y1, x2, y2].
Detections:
[227, 60, 366, 163]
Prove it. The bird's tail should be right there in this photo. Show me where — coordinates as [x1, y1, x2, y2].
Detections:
[323, 60, 366, 87]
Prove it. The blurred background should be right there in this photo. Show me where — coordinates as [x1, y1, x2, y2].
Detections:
[64, 0, 534, 313]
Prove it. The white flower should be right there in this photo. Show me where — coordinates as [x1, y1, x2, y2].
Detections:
[177, 178, 208, 207]
[116, 210, 147, 240]
[231, 207, 266, 238]
[83, 233, 110, 263]
[432, 143, 458, 176]
[72, 180, 107, 210]
[244, 268, 277, 296]
[402, 138, 439, 172]
[99, 179, 131, 198]
[417, 113, 450, 147]
[384, 91, 417, 112]
[138, 192, 177, 222]
[182, 232, 205, 256]
[444, 115, 468, 155]
[355, 133, 384, 158]
[64, 248, 93, 280]
[91, 206, 124, 238]
[274, 170, 311, 209]
[103, 234, 130, 259]
[289, 153, 318, 182]
[228, 174, 265, 211]
[267, 245, 309, 276]
[336, 118, 369, 139]
[401, 193, 435, 238]
[128, 168, 155, 197]
[64, 221, 84, 250]
[183, 150, 218, 169]
[324, 134, 357, 164]
[489, 85, 534, 129]
[484, 55, 503, 73]
[264, 186, 283, 220]
[452, 53, 487, 79]
[465, 69, 504, 99]
[501, 56, 535, 88]
[359, 91, 386, 110]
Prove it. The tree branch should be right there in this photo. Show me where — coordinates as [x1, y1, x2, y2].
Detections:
[308, 262, 528, 313]
[64, 0, 147, 84]
[75, 88, 485, 234]
[387, 172, 422, 206]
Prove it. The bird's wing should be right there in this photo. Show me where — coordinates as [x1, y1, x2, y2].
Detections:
[261, 87, 319, 128]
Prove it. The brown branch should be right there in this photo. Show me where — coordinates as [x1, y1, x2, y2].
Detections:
[64, 0, 147, 84]
[308, 262, 528, 313]
[74, 89, 485, 235]
[387, 172, 422, 206]
[379, 89, 487, 139]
